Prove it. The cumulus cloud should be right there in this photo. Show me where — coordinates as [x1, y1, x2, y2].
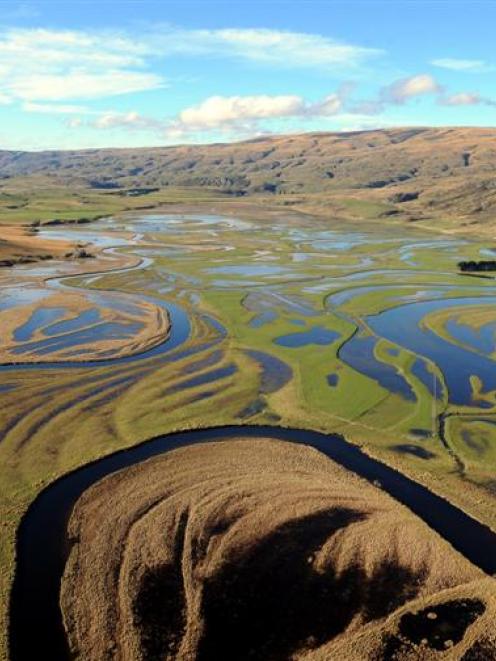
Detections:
[177, 95, 305, 129]
[168, 90, 350, 135]
[432, 58, 492, 73]
[382, 74, 442, 104]
[78, 87, 353, 139]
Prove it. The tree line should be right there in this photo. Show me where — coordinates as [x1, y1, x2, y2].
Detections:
[458, 260, 496, 272]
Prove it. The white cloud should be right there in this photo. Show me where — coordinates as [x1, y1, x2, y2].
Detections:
[10, 71, 163, 101]
[0, 25, 381, 112]
[439, 92, 481, 106]
[432, 58, 491, 73]
[383, 74, 442, 104]
[0, 28, 148, 69]
[80, 89, 351, 139]
[171, 91, 349, 134]
[66, 117, 83, 129]
[312, 93, 344, 116]
[177, 95, 305, 129]
[0, 92, 12, 105]
[91, 111, 165, 130]
[438, 92, 496, 107]
[23, 102, 91, 114]
[0, 28, 164, 103]
[150, 26, 384, 71]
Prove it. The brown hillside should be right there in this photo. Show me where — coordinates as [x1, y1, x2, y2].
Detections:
[1, 127, 496, 223]
[61, 438, 495, 660]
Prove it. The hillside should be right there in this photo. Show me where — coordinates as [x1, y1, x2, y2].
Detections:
[61, 438, 494, 661]
[1, 126, 496, 232]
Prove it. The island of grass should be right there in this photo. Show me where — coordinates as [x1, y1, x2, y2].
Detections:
[61, 438, 494, 661]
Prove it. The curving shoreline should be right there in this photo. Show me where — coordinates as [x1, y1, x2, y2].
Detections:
[0, 239, 189, 371]
[9, 424, 496, 661]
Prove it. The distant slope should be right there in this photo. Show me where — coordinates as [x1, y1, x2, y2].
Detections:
[1, 127, 496, 229]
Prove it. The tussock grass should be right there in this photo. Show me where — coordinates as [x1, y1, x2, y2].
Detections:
[62, 439, 491, 661]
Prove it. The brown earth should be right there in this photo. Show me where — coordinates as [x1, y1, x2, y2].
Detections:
[61, 438, 496, 661]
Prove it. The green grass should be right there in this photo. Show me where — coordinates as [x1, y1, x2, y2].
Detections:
[1, 204, 496, 659]
[0, 178, 224, 226]
[446, 416, 496, 483]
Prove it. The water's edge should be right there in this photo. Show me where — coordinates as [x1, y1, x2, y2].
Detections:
[9, 424, 496, 661]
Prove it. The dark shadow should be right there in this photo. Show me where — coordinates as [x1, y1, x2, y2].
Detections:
[391, 444, 436, 460]
[195, 507, 425, 661]
[133, 511, 188, 661]
[382, 599, 486, 658]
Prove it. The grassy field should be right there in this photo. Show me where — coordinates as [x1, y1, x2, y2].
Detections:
[1, 205, 496, 658]
[0, 176, 225, 226]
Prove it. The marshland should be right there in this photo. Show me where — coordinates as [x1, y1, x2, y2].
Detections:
[2, 201, 496, 659]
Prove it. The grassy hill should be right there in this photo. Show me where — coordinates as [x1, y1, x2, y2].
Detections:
[1, 126, 496, 233]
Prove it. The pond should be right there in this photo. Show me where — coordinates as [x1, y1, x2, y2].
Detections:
[274, 326, 340, 348]
[366, 296, 496, 406]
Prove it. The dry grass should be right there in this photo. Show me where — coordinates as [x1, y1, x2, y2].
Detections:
[61, 438, 493, 660]
[3, 127, 496, 233]
[0, 225, 75, 265]
[0, 291, 170, 364]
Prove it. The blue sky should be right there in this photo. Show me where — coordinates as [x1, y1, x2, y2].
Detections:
[0, 0, 495, 150]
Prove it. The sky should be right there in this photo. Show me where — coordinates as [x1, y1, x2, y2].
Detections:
[0, 0, 495, 150]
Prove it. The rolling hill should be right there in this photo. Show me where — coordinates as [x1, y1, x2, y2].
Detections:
[1, 126, 496, 232]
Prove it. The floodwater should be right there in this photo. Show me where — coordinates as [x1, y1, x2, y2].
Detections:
[3, 212, 496, 408]
[367, 297, 496, 406]
[274, 326, 340, 348]
[5, 211, 496, 660]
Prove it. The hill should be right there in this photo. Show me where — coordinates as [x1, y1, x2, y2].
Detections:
[1, 127, 496, 234]
[61, 438, 494, 660]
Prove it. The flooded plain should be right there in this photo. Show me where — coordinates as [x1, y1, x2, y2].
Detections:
[3, 210, 496, 426]
[4, 209, 496, 660]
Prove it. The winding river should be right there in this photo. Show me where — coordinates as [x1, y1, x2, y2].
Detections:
[9, 424, 496, 661]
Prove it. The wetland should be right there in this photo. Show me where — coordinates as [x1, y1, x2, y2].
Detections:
[2, 207, 496, 659]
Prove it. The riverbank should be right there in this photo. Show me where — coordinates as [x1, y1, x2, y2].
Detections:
[12, 426, 496, 661]
[0, 225, 88, 268]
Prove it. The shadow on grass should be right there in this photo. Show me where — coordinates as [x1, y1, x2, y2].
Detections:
[134, 507, 427, 660]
